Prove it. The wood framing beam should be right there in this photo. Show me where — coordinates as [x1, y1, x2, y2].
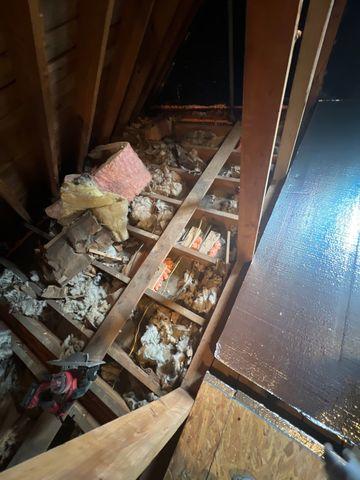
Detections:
[113, 0, 182, 134]
[304, 0, 347, 119]
[0, 179, 31, 223]
[273, 0, 335, 183]
[2, 389, 193, 480]
[132, 0, 202, 119]
[86, 123, 240, 359]
[95, 0, 155, 143]
[74, 0, 115, 172]
[237, 0, 302, 264]
[0, 0, 59, 195]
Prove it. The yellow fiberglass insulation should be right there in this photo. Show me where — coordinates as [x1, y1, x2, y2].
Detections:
[60, 175, 129, 241]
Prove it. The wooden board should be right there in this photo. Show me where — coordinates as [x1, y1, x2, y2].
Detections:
[273, 0, 335, 182]
[237, 0, 302, 263]
[165, 373, 326, 479]
[216, 101, 360, 445]
[73, 0, 115, 171]
[1, 388, 193, 480]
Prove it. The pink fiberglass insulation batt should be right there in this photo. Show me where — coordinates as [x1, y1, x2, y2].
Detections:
[93, 142, 151, 201]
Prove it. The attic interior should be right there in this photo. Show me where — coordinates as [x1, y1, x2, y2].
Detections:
[0, 0, 359, 478]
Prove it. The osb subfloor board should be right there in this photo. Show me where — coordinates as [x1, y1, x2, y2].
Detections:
[215, 101, 360, 445]
[165, 372, 326, 479]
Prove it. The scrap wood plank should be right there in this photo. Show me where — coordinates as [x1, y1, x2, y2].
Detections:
[0, 0, 59, 195]
[273, 0, 335, 182]
[237, 0, 302, 263]
[165, 373, 326, 480]
[2, 388, 193, 480]
[74, 0, 115, 171]
[95, 0, 155, 143]
[85, 122, 241, 360]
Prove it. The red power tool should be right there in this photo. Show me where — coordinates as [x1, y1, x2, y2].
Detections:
[22, 352, 104, 419]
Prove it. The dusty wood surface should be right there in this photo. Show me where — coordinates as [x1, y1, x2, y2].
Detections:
[86, 122, 240, 360]
[166, 373, 326, 479]
[237, 0, 302, 263]
[1, 388, 193, 480]
[216, 101, 360, 445]
[273, 0, 334, 182]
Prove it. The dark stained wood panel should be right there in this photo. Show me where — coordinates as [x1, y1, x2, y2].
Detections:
[216, 101, 360, 445]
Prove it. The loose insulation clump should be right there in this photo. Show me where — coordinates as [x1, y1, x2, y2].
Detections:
[57, 272, 109, 329]
[177, 262, 225, 314]
[130, 196, 174, 234]
[60, 334, 85, 359]
[147, 165, 184, 198]
[0, 269, 45, 317]
[122, 391, 158, 411]
[136, 306, 198, 390]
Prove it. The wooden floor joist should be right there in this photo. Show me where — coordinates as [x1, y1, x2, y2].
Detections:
[2, 388, 193, 480]
[85, 122, 241, 360]
[0, 120, 242, 469]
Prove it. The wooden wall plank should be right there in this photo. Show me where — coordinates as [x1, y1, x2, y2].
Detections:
[273, 0, 335, 183]
[2, 389, 193, 480]
[0, 0, 60, 195]
[237, 0, 303, 263]
[94, 0, 155, 144]
[73, 0, 115, 171]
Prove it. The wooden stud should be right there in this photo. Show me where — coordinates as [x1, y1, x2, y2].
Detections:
[95, 0, 155, 143]
[0, 178, 31, 222]
[74, 0, 115, 172]
[85, 123, 240, 360]
[273, 0, 335, 182]
[182, 260, 243, 394]
[132, 0, 202, 119]
[237, 0, 303, 264]
[2, 388, 193, 480]
[113, 0, 182, 134]
[304, 0, 347, 120]
[0, 0, 59, 195]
